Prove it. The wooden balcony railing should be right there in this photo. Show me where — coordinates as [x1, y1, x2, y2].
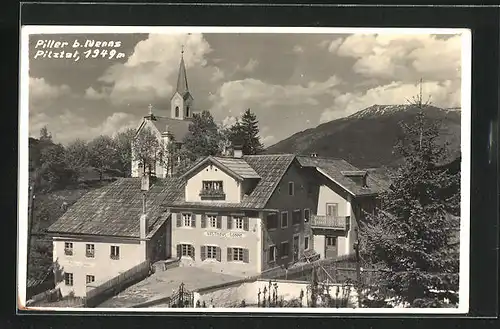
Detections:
[310, 215, 350, 230]
[199, 188, 226, 200]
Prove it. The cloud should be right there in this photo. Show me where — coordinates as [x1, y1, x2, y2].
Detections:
[335, 34, 462, 82]
[319, 79, 461, 123]
[210, 75, 342, 112]
[94, 33, 213, 106]
[29, 77, 71, 101]
[293, 45, 304, 53]
[210, 67, 225, 82]
[327, 38, 343, 53]
[261, 135, 276, 147]
[84, 87, 107, 100]
[235, 58, 259, 73]
[30, 110, 139, 144]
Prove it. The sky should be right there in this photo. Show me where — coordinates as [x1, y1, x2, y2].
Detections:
[26, 31, 464, 147]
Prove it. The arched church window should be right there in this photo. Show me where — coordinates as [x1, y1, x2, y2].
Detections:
[186, 106, 190, 117]
[175, 106, 179, 117]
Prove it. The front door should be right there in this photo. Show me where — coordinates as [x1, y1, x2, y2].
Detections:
[325, 236, 338, 259]
[293, 235, 299, 262]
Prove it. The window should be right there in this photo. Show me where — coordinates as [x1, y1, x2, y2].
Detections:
[232, 248, 244, 261]
[326, 203, 339, 217]
[181, 244, 193, 257]
[208, 215, 217, 228]
[280, 242, 290, 258]
[281, 211, 288, 228]
[186, 106, 190, 117]
[292, 210, 301, 225]
[266, 213, 278, 230]
[64, 273, 73, 286]
[202, 180, 223, 191]
[227, 247, 249, 263]
[206, 246, 217, 259]
[64, 242, 73, 256]
[110, 245, 120, 260]
[304, 236, 310, 250]
[268, 245, 276, 263]
[175, 106, 179, 117]
[86, 275, 95, 284]
[86, 244, 95, 258]
[183, 213, 193, 227]
[177, 244, 195, 259]
[304, 209, 310, 223]
[201, 245, 220, 261]
[326, 237, 337, 246]
[233, 217, 243, 229]
[288, 182, 294, 196]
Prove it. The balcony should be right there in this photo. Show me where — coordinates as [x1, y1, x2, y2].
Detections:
[199, 188, 226, 200]
[310, 215, 350, 231]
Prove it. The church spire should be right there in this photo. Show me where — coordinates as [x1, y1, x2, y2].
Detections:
[175, 45, 189, 96]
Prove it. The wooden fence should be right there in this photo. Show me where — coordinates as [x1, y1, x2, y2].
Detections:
[85, 260, 152, 307]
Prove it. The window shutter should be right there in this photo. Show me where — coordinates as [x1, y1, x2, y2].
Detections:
[243, 249, 249, 263]
[201, 214, 206, 228]
[191, 214, 196, 228]
[217, 215, 222, 229]
[216, 247, 221, 262]
[227, 216, 233, 230]
[191, 245, 195, 260]
[200, 246, 206, 261]
[176, 244, 181, 258]
[176, 213, 181, 227]
[243, 217, 249, 231]
[227, 247, 233, 262]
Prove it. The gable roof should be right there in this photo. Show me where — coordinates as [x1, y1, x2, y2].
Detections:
[239, 154, 295, 208]
[296, 156, 389, 196]
[170, 154, 295, 209]
[146, 116, 191, 142]
[180, 156, 261, 181]
[47, 178, 184, 238]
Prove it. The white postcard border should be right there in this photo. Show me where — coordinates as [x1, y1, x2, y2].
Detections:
[18, 26, 472, 314]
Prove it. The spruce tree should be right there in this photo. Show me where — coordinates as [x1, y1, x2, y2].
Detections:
[228, 108, 264, 155]
[358, 88, 460, 308]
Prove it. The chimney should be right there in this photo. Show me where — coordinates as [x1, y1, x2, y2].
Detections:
[140, 213, 148, 240]
[310, 153, 318, 158]
[233, 144, 243, 159]
[141, 174, 151, 191]
[232, 137, 244, 158]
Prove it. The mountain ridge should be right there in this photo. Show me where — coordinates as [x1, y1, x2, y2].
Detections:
[266, 104, 461, 169]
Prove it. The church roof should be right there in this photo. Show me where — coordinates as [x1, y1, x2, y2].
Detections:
[150, 116, 191, 142]
[175, 54, 189, 98]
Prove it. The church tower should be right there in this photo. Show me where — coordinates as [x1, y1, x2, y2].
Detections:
[170, 47, 194, 120]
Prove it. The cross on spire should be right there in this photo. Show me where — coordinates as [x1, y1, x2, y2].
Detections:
[181, 44, 184, 55]
[148, 104, 153, 115]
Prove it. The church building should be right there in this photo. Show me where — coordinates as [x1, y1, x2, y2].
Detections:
[131, 49, 195, 178]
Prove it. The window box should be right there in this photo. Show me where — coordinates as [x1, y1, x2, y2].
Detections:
[199, 188, 226, 199]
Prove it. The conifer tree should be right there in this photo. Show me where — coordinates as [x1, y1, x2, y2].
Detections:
[358, 85, 460, 308]
[227, 109, 264, 155]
